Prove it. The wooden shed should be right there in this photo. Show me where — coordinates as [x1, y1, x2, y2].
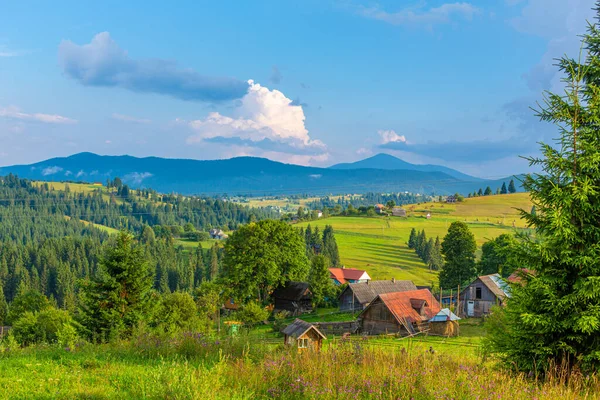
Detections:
[272, 281, 313, 316]
[428, 308, 461, 337]
[460, 274, 509, 317]
[281, 319, 326, 353]
[359, 289, 440, 336]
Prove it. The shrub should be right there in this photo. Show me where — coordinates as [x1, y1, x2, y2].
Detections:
[235, 302, 269, 327]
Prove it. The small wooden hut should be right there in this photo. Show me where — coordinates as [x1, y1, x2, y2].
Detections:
[429, 308, 461, 337]
[272, 282, 313, 315]
[281, 319, 326, 353]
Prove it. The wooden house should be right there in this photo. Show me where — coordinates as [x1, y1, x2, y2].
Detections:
[281, 319, 326, 352]
[359, 289, 440, 335]
[429, 308, 461, 337]
[392, 207, 407, 217]
[446, 195, 457, 203]
[460, 273, 510, 317]
[374, 204, 386, 214]
[329, 267, 371, 285]
[338, 279, 417, 311]
[272, 281, 313, 315]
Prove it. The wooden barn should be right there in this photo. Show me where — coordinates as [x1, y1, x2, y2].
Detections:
[460, 274, 510, 317]
[272, 281, 313, 316]
[359, 289, 440, 336]
[338, 279, 417, 311]
[429, 308, 461, 337]
[281, 319, 326, 352]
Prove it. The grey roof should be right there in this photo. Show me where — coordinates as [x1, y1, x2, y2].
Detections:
[479, 274, 510, 299]
[429, 308, 461, 322]
[272, 282, 312, 301]
[342, 280, 418, 305]
[281, 319, 326, 339]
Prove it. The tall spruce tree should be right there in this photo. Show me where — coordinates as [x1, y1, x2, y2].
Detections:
[438, 221, 476, 289]
[408, 228, 417, 249]
[508, 179, 517, 194]
[484, 186, 493, 196]
[486, 7, 600, 373]
[501, 182, 508, 194]
[322, 225, 341, 267]
[79, 231, 153, 341]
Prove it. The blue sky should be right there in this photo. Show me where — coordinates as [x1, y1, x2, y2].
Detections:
[0, 0, 595, 177]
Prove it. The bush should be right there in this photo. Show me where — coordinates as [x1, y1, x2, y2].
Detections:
[151, 292, 203, 334]
[12, 308, 78, 346]
[234, 302, 269, 327]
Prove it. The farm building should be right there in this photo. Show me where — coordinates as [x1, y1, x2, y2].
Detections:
[374, 204, 386, 214]
[272, 281, 313, 315]
[209, 229, 228, 239]
[281, 319, 326, 352]
[429, 308, 461, 337]
[359, 289, 441, 335]
[338, 279, 417, 311]
[446, 195, 457, 203]
[329, 267, 371, 285]
[392, 207, 407, 217]
[507, 268, 533, 284]
[460, 273, 510, 317]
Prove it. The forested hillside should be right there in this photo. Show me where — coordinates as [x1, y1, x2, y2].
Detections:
[0, 174, 274, 311]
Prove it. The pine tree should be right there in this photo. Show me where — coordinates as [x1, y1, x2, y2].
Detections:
[209, 243, 219, 281]
[0, 285, 7, 325]
[322, 225, 341, 267]
[484, 186, 493, 196]
[415, 230, 427, 258]
[408, 228, 417, 249]
[486, 7, 600, 373]
[508, 179, 517, 194]
[429, 236, 444, 271]
[308, 255, 335, 307]
[423, 238, 434, 265]
[439, 221, 476, 289]
[79, 231, 153, 341]
[478, 188, 483, 196]
[501, 182, 508, 194]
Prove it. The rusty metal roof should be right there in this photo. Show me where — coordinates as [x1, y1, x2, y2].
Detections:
[281, 319, 326, 339]
[368, 289, 441, 325]
[341, 280, 418, 305]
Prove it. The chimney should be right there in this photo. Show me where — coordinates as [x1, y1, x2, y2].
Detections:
[391, 278, 396, 283]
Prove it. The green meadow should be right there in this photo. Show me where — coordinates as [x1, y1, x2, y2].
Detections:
[297, 193, 532, 285]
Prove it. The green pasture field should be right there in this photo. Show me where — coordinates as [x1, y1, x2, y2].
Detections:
[297, 193, 532, 285]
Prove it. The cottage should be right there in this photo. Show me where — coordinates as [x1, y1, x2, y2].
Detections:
[281, 319, 326, 352]
[374, 204, 386, 214]
[446, 195, 457, 203]
[329, 267, 371, 285]
[429, 308, 461, 337]
[359, 289, 441, 335]
[316, 210, 323, 218]
[392, 207, 407, 217]
[338, 279, 417, 311]
[460, 273, 509, 317]
[272, 281, 313, 315]
[209, 229, 228, 240]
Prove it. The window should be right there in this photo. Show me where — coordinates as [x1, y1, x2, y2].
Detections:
[298, 338, 309, 348]
[475, 287, 482, 300]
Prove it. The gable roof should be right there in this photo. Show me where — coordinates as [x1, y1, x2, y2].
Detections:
[272, 281, 312, 301]
[478, 274, 510, 299]
[342, 280, 418, 305]
[363, 289, 441, 326]
[281, 318, 326, 339]
[430, 308, 461, 322]
[329, 268, 370, 284]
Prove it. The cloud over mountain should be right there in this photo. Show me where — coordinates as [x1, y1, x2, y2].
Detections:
[0, 106, 77, 124]
[58, 32, 249, 102]
[185, 80, 327, 164]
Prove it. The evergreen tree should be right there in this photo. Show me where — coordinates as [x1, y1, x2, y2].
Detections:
[479, 234, 518, 277]
[79, 231, 153, 341]
[408, 228, 417, 249]
[0, 285, 7, 325]
[209, 243, 219, 281]
[308, 255, 335, 307]
[484, 186, 493, 196]
[429, 236, 444, 271]
[322, 225, 341, 267]
[439, 221, 476, 289]
[423, 238, 434, 265]
[415, 230, 427, 258]
[478, 188, 483, 196]
[501, 182, 508, 194]
[508, 179, 517, 194]
[486, 8, 600, 372]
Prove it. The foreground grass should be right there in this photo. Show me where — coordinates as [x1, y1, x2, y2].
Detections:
[0, 333, 597, 399]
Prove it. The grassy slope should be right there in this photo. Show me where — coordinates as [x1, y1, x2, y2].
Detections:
[297, 193, 532, 285]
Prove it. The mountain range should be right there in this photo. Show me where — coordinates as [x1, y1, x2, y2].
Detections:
[0, 152, 520, 196]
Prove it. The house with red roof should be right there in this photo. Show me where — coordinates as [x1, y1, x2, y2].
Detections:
[359, 289, 440, 335]
[329, 267, 371, 285]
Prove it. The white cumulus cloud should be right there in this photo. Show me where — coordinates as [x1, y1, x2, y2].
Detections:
[186, 80, 327, 161]
[42, 166, 63, 176]
[378, 129, 406, 144]
[359, 2, 479, 27]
